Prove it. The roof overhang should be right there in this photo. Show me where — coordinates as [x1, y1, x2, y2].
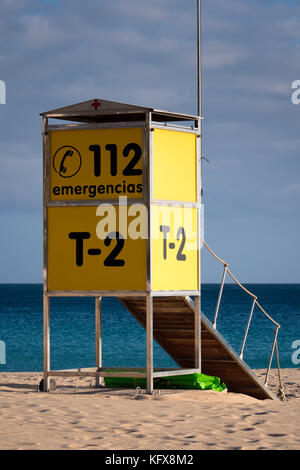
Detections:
[41, 99, 199, 124]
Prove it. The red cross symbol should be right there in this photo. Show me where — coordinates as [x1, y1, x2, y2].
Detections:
[91, 99, 100, 110]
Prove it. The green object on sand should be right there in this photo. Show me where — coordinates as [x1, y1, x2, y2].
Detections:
[104, 371, 226, 392]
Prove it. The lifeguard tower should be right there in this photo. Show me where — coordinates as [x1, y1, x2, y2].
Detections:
[41, 98, 279, 399]
[41, 99, 202, 393]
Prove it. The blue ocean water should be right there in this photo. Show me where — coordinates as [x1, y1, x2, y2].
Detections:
[0, 284, 299, 372]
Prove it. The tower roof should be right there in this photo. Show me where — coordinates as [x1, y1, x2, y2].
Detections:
[41, 98, 198, 124]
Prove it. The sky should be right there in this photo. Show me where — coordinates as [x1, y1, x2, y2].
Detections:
[0, 0, 299, 283]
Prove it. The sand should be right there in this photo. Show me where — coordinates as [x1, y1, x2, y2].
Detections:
[0, 368, 299, 450]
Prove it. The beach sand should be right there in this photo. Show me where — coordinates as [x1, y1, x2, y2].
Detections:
[0, 368, 299, 450]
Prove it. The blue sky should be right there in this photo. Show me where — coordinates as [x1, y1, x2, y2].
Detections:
[0, 0, 299, 283]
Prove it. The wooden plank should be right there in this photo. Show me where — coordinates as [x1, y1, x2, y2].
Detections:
[153, 328, 194, 333]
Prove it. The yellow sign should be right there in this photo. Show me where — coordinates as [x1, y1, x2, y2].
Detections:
[48, 206, 147, 291]
[48, 203, 198, 292]
[47, 126, 199, 293]
[49, 127, 144, 201]
[151, 205, 198, 291]
[152, 129, 197, 202]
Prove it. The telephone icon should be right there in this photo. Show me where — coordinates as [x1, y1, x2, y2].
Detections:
[59, 149, 74, 176]
[53, 145, 82, 178]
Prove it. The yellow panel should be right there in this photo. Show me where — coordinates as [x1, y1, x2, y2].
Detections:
[153, 129, 197, 202]
[48, 206, 146, 291]
[151, 206, 198, 291]
[49, 128, 144, 201]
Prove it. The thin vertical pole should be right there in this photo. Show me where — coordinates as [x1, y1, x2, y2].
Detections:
[213, 265, 227, 328]
[265, 327, 279, 386]
[146, 112, 152, 292]
[196, 1, 202, 376]
[240, 298, 256, 359]
[146, 294, 153, 394]
[146, 110, 153, 394]
[194, 296, 201, 372]
[197, 0, 202, 119]
[42, 114, 49, 392]
[43, 294, 50, 392]
[275, 338, 286, 401]
[95, 296, 102, 387]
[42, 115, 48, 294]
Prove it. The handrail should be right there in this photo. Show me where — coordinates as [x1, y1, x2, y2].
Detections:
[255, 301, 280, 327]
[201, 238, 285, 400]
[201, 239, 228, 266]
[226, 268, 258, 300]
[202, 239, 277, 325]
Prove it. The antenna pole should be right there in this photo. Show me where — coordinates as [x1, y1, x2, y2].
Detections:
[197, 0, 202, 119]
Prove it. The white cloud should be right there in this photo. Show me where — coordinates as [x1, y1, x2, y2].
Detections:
[280, 17, 300, 40]
[21, 14, 63, 49]
[1, 0, 29, 10]
[203, 40, 245, 68]
[213, 0, 250, 14]
[281, 183, 300, 196]
[118, 0, 193, 27]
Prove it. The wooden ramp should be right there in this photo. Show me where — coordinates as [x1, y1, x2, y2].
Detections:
[119, 296, 277, 400]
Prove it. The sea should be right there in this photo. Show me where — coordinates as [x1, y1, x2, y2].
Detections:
[0, 284, 299, 372]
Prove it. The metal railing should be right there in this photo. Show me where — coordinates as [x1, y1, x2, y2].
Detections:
[202, 239, 286, 401]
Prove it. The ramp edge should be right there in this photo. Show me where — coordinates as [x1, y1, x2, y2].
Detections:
[185, 296, 278, 401]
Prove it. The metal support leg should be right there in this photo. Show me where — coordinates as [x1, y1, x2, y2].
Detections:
[194, 296, 201, 372]
[95, 296, 103, 387]
[146, 294, 153, 394]
[43, 294, 50, 392]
